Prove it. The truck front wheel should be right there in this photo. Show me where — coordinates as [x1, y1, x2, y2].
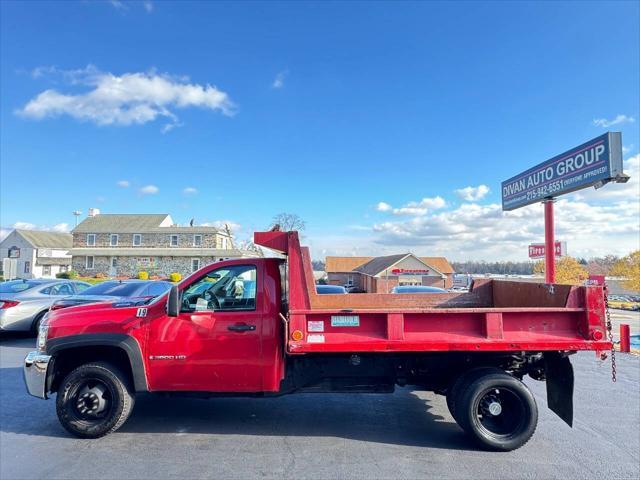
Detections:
[56, 362, 135, 438]
[454, 372, 537, 451]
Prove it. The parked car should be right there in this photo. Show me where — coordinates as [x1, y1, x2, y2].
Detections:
[51, 280, 173, 310]
[0, 279, 91, 334]
[316, 285, 348, 294]
[391, 285, 447, 294]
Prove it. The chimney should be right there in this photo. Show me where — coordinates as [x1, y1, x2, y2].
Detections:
[88, 208, 101, 217]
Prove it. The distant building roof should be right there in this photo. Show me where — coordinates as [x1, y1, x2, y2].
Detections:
[72, 214, 226, 234]
[325, 256, 372, 273]
[13, 229, 72, 249]
[420, 257, 455, 274]
[73, 214, 171, 233]
[354, 254, 410, 276]
[326, 254, 455, 276]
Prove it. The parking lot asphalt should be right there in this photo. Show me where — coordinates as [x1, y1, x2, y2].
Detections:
[1, 335, 638, 480]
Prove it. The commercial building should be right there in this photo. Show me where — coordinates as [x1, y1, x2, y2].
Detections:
[70, 211, 258, 277]
[326, 253, 455, 292]
[0, 229, 72, 279]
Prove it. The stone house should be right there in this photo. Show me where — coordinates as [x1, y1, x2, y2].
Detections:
[325, 254, 455, 292]
[0, 229, 72, 279]
[70, 212, 256, 278]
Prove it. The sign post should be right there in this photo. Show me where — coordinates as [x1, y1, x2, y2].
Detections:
[543, 200, 555, 283]
[502, 132, 627, 284]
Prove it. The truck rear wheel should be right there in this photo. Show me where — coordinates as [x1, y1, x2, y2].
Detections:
[56, 362, 135, 438]
[454, 372, 537, 451]
[446, 367, 503, 422]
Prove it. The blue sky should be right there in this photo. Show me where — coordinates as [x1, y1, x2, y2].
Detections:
[1, 0, 638, 261]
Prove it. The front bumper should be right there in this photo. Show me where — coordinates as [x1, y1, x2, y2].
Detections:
[23, 351, 52, 399]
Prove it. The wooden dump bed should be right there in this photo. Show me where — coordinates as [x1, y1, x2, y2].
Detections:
[254, 231, 611, 354]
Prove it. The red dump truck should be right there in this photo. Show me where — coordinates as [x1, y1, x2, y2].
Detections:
[24, 231, 612, 450]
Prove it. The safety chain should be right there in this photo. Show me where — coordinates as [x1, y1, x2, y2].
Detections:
[604, 285, 617, 382]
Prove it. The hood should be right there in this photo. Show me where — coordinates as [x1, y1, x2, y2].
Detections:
[52, 295, 152, 310]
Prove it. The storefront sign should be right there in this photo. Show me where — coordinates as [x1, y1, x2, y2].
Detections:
[585, 275, 605, 286]
[528, 242, 566, 259]
[390, 268, 430, 275]
[502, 132, 624, 211]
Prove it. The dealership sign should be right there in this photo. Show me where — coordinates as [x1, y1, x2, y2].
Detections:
[391, 268, 430, 275]
[528, 242, 567, 259]
[502, 132, 624, 211]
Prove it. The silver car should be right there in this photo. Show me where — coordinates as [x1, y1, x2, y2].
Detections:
[0, 279, 91, 334]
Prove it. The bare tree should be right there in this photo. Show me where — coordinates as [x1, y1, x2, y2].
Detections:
[270, 213, 306, 232]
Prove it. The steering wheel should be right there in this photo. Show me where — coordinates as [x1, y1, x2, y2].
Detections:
[206, 293, 221, 310]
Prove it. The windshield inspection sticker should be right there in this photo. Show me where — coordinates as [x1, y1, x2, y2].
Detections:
[308, 320, 324, 332]
[331, 315, 360, 327]
[307, 334, 325, 343]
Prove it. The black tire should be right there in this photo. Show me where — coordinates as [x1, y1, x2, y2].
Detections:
[56, 362, 135, 438]
[446, 367, 503, 422]
[454, 371, 538, 451]
[30, 311, 47, 336]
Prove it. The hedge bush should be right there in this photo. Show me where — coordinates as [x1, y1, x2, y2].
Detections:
[56, 270, 79, 279]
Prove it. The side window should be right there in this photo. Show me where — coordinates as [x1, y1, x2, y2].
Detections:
[52, 283, 74, 296]
[181, 265, 257, 312]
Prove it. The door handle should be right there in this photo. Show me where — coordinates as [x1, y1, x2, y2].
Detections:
[228, 323, 256, 332]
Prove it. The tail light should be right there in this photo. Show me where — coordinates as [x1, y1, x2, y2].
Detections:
[0, 300, 19, 309]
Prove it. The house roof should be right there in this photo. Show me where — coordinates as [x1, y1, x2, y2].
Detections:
[72, 214, 224, 234]
[73, 214, 171, 233]
[420, 257, 455, 274]
[325, 256, 372, 273]
[354, 254, 410, 276]
[15, 230, 72, 249]
[326, 254, 455, 276]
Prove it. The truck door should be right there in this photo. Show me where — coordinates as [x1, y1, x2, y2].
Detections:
[147, 263, 263, 392]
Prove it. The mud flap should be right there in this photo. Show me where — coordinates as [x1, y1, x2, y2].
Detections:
[544, 352, 574, 427]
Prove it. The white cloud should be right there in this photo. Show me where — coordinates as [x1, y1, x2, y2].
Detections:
[592, 114, 635, 128]
[0, 228, 10, 242]
[52, 223, 70, 232]
[376, 196, 446, 216]
[272, 70, 288, 89]
[17, 65, 235, 131]
[117, 180, 130, 188]
[455, 184, 490, 202]
[183, 187, 198, 195]
[13, 221, 36, 230]
[143, 1, 153, 12]
[139, 185, 159, 195]
[201, 220, 242, 232]
[110, 0, 127, 10]
[376, 202, 392, 212]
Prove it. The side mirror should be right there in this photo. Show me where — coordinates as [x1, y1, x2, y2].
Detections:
[167, 285, 180, 317]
